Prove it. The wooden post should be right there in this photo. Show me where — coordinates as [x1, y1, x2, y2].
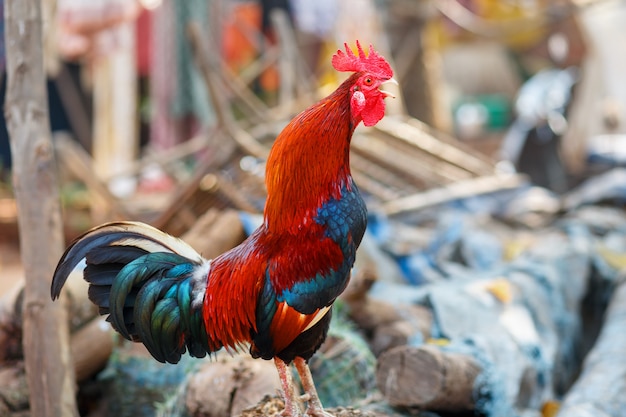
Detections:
[91, 21, 138, 222]
[377, 345, 481, 411]
[3, 0, 79, 416]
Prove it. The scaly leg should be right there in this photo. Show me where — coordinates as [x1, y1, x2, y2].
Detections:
[274, 357, 303, 417]
[294, 357, 333, 417]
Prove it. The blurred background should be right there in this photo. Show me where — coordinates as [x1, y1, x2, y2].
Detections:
[0, 0, 623, 231]
[4, 2, 626, 417]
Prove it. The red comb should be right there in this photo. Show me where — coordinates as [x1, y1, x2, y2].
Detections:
[331, 40, 393, 80]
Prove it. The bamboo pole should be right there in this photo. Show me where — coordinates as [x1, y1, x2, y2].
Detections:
[3, 0, 78, 415]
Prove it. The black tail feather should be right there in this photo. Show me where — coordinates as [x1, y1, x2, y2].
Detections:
[51, 221, 216, 364]
[51, 221, 203, 300]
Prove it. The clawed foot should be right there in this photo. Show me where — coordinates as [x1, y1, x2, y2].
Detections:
[303, 405, 334, 417]
[293, 358, 334, 417]
[278, 404, 302, 417]
[297, 394, 333, 417]
[279, 397, 334, 417]
[274, 357, 335, 417]
[279, 403, 334, 417]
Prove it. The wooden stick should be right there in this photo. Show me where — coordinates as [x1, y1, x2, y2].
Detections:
[353, 134, 474, 188]
[375, 117, 495, 176]
[186, 22, 268, 159]
[71, 317, 114, 382]
[271, 9, 315, 111]
[53, 133, 132, 220]
[90, 21, 137, 223]
[181, 209, 246, 259]
[344, 293, 432, 356]
[382, 174, 527, 216]
[53, 64, 92, 153]
[4, 0, 79, 414]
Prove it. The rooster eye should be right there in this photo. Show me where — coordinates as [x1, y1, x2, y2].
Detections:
[364, 77, 373, 86]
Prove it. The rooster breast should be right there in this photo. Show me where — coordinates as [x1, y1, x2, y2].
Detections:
[251, 180, 367, 362]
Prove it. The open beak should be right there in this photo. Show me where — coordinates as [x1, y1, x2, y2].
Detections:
[380, 78, 398, 99]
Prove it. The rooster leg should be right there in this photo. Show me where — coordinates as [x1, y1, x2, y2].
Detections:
[275, 357, 303, 417]
[294, 357, 333, 417]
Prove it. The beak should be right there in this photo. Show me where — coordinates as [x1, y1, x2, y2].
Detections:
[380, 78, 398, 99]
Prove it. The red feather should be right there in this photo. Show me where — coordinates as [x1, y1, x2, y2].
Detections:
[269, 302, 323, 353]
[263, 74, 358, 233]
[201, 241, 264, 350]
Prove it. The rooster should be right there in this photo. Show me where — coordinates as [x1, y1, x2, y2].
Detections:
[51, 41, 394, 417]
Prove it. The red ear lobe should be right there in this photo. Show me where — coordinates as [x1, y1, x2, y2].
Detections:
[350, 90, 366, 119]
[331, 41, 393, 80]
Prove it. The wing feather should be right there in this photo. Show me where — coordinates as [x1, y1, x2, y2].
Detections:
[268, 302, 331, 354]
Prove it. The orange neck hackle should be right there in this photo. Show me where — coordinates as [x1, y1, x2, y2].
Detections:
[262, 40, 394, 234]
[263, 74, 358, 234]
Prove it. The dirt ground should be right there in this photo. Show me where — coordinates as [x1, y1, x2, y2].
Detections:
[238, 395, 394, 417]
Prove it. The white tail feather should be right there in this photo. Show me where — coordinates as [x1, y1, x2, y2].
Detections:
[96, 221, 204, 262]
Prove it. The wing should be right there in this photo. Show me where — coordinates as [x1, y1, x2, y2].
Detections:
[250, 235, 353, 360]
[249, 182, 367, 360]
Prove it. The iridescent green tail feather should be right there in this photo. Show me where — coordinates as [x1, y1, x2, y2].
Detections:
[51, 221, 216, 364]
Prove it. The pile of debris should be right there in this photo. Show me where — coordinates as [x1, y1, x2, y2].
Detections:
[5, 126, 626, 417]
[3, 8, 625, 413]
